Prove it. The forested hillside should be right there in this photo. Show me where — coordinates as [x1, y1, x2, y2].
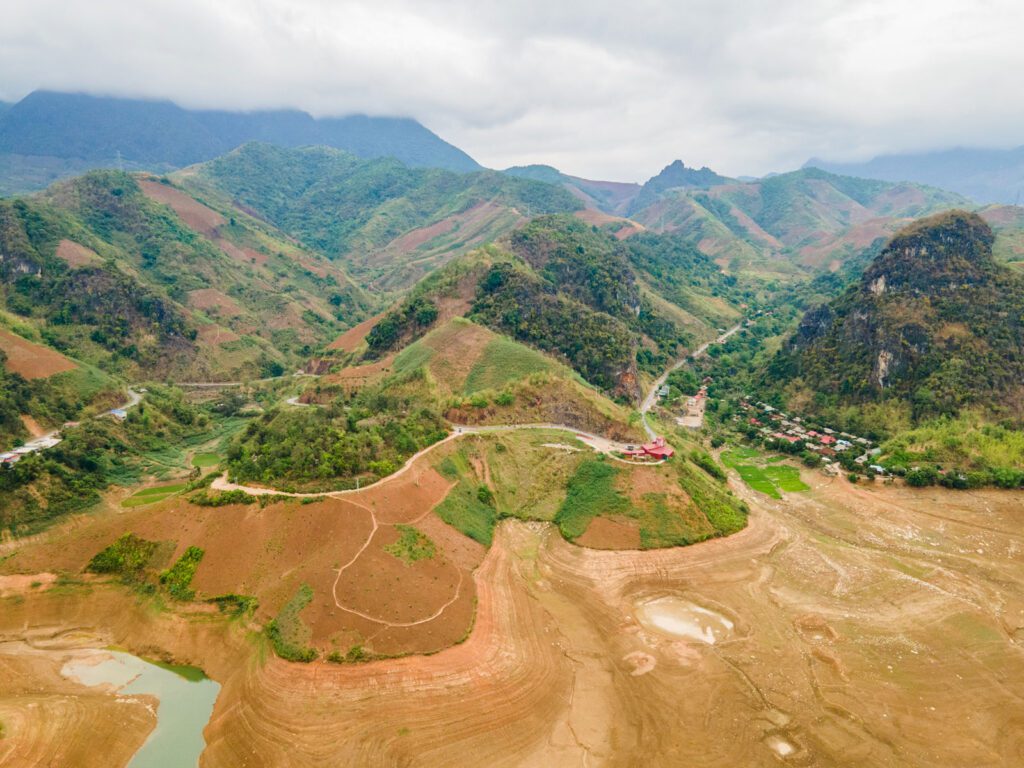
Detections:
[0, 170, 372, 382]
[357, 215, 747, 400]
[191, 143, 581, 290]
[765, 211, 1024, 428]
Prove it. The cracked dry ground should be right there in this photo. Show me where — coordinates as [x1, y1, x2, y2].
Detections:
[2, 470, 1024, 767]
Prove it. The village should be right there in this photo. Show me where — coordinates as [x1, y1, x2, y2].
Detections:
[736, 397, 887, 476]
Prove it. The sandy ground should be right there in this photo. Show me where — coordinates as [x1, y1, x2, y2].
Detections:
[1, 468, 1023, 766]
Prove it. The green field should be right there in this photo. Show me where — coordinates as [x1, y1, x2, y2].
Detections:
[191, 452, 221, 468]
[121, 482, 188, 507]
[720, 448, 809, 499]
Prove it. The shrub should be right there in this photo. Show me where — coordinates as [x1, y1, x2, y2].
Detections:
[159, 546, 204, 600]
[189, 489, 257, 506]
[690, 450, 726, 481]
[906, 466, 939, 487]
[86, 533, 157, 579]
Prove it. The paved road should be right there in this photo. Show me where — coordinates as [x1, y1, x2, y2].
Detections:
[639, 323, 743, 439]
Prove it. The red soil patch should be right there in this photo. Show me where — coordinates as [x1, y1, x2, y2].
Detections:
[0, 329, 77, 379]
[351, 462, 455, 525]
[188, 288, 244, 317]
[320, 356, 394, 392]
[386, 214, 461, 253]
[333, 526, 462, 624]
[572, 209, 645, 239]
[55, 239, 100, 268]
[138, 179, 268, 267]
[577, 516, 641, 550]
[328, 313, 385, 352]
[621, 464, 690, 505]
[138, 179, 223, 236]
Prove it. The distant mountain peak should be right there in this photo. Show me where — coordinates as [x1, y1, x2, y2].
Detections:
[627, 159, 730, 215]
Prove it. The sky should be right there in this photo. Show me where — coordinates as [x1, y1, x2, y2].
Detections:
[3, 0, 1024, 181]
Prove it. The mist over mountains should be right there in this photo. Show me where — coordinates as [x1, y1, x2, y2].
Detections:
[806, 146, 1024, 205]
[0, 91, 480, 195]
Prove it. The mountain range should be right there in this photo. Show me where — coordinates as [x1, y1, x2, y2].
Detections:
[0, 91, 480, 196]
[807, 146, 1024, 205]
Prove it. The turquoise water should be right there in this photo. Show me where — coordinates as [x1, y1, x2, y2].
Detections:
[62, 651, 220, 768]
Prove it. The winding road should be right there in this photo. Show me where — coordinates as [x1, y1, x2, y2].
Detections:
[639, 322, 744, 439]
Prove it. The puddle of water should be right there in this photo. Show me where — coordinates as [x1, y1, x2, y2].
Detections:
[634, 597, 734, 644]
[62, 651, 219, 768]
[765, 733, 796, 758]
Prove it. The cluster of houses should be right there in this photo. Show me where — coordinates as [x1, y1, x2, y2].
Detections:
[738, 399, 888, 475]
[0, 431, 65, 467]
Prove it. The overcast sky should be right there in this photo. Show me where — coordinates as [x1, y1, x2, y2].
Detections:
[3, 0, 1023, 181]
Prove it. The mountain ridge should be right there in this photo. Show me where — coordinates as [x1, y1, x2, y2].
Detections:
[0, 90, 481, 196]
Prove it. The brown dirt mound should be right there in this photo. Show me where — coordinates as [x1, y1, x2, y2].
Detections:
[572, 209, 645, 239]
[54, 240, 100, 268]
[188, 288, 244, 317]
[0, 329, 76, 379]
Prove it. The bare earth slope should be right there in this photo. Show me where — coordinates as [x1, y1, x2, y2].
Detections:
[1, 464, 1022, 766]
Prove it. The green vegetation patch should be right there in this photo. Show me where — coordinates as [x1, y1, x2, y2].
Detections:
[159, 546, 204, 601]
[554, 459, 630, 541]
[462, 337, 552, 394]
[206, 593, 258, 616]
[86, 533, 159, 579]
[188, 489, 258, 506]
[435, 452, 497, 546]
[721, 448, 808, 498]
[267, 583, 317, 662]
[384, 524, 436, 564]
[191, 452, 220, 468]
[121, 482, 187, 508]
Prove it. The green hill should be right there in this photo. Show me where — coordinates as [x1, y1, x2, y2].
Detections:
[358, 215, 746, 400]
[0, 169, 372, 381]
[189, 143, 582, 290]
[766, 210, 1024, 430]
[628, 167, 972, 281]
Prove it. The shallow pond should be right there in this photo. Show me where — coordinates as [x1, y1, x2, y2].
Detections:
[62, 651, 219, 768]
[634, 596, 734, 644]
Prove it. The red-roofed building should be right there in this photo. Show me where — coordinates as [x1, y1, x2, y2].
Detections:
[819, 435, 837, 445]
[642, 436, 675, 459]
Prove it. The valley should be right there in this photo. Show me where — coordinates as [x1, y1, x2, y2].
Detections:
[1, 91, 1023, 768]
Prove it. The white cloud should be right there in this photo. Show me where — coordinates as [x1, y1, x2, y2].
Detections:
[2, 0, 1022, 180]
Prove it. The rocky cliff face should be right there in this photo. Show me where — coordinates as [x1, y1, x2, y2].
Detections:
[769, 210, 1024, 420]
